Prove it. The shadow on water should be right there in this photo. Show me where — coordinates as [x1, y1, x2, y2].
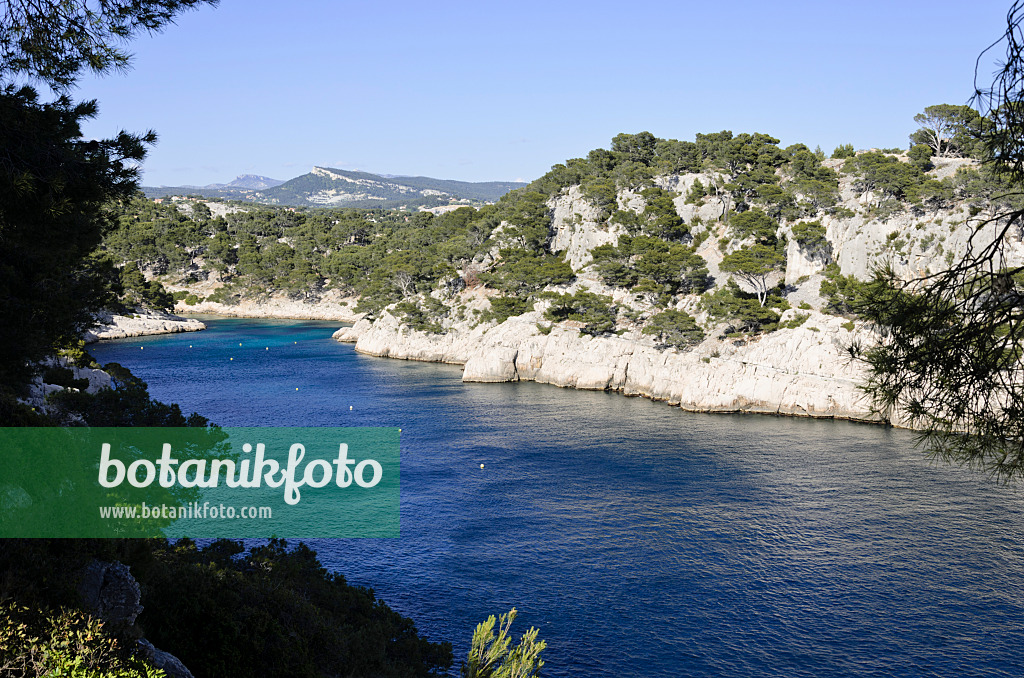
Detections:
[90, 317, 1024, 678]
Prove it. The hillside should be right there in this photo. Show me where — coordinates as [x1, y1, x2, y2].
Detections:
[142, 167, 526, 208]
[105, 126, 1024, 427]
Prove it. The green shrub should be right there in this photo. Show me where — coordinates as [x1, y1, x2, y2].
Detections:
[819, 263, 868, 316]
[790, 220, 828, 253]
[700, 280, 783, 334]
[642, 309, 705, 349]
[541, 290, 617, 335]
[781, 312, 809, 329]
[482, 296, 534, 324]
[0, 602, 163, 678]
[831, 143, 855, 159]
[393, 299, 446, 334]
[41, 365, 89, 390]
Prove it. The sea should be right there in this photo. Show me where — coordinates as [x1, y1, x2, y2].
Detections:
[87, 316, 1024, 677]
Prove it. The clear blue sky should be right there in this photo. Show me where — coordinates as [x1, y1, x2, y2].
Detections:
[77, 0, 1014, 187]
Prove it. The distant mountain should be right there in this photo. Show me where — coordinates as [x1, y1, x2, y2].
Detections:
[141, 168, 525, 208]
[210, 174, 285, 190]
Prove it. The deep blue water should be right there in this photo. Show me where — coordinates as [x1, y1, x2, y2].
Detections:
[89, 316, 1024, 677]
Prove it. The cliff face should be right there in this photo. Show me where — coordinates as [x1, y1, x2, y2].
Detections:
[84, 311, 206, 343]
[327, 157, 1024, 426]
[336, 308, 879, 422]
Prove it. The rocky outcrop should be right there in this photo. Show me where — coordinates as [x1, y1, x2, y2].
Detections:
[78, 561, 143, 628]
[78, 560, 194, 678]
[549, 186, 626, 269]
[336, 309, 879, 423]
[180, 294, 363, 321]
[138, 639, 195, 678]
[84, 311, 206, 343]
[785, 238, 830, 284]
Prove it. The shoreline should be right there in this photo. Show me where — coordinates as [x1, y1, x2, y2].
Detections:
[333, 308, 897, 427]
[95, 308, 894, 429]
[83, 311, 207, 343]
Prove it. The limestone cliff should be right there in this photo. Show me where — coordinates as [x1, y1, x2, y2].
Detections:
[83, 310, 206, 343]
[336, 308, 879, 423]
[330, 156, 1024, 427]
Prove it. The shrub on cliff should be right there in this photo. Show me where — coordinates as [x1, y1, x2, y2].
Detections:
[132, 539, 452, 678]
[700, 280, 783, 335]
[642, 310, 705, 349]
[0, 601, 163, 678]
[541, 290, 617, 336]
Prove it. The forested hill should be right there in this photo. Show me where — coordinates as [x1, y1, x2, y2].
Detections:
[111, 106, 1016, 357]
[143, 167, 527, 208]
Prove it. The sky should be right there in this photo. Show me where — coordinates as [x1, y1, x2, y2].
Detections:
[74, 0, 1016, 187]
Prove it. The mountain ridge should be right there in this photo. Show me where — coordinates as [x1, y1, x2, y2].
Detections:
[142, 168, 526, 208]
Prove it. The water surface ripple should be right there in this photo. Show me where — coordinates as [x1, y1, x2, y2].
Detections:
[89, 317, 1024, 677]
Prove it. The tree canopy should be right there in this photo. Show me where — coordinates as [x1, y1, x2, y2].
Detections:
[1, 0, 216, 89]
[855, 2, 1024, 477]
[0, 1, 216, 405]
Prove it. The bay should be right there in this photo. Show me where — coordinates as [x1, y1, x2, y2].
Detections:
[89, 316, 1024, 677]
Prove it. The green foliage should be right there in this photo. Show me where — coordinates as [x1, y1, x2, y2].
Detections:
[780, 312, 810, 329]
[641, 309, 705, 349]
[685, 178, 707, 204]
[135, 539, 452, 678]
[831, 144, 855, 159]
[480, 249, 575, 297]
[57, 339, 96, 368]
[541, 290, 617, 335]
[393, 298, 448, 334]
[729, 208, 777, 244]
[908, 143, 934, 170]
[909, 103, 986, 158]
[48, 362, 210, 427]
[843, 151, 949, 209]
[501, 191, 552, 251]
[700, 280, 782, 334]
[0, 602, 164, 678]
[591, 235, 710, 295]
[461, 608, 544, 678]
[818, 263, 868, 316]
[0, 538, 452, 678]
[0, 0, 217, 91]
[639, 187, 688, 240]
[719, 243, 786, 306]
[482, 296, 534, 324]
[119, 264, 174, 312]
[789, 220, 829, 255]
[0, 85, 147, 388]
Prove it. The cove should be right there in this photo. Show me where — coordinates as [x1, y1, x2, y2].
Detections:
[88, 315, 1024, 678]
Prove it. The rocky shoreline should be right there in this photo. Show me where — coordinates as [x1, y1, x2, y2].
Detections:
[177, 295, 363, 322]
[83, 311, 207, 343]
[334, 308, 888, 425]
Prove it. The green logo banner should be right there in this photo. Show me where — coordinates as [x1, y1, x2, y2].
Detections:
[0, 427, 399, 537]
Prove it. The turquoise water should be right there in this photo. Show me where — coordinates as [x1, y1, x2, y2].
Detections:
[90, 317, 1024, 677]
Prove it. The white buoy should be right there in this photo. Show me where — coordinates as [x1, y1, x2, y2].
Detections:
[349, 405, 353, 410]
[480, 463, 485, 469]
